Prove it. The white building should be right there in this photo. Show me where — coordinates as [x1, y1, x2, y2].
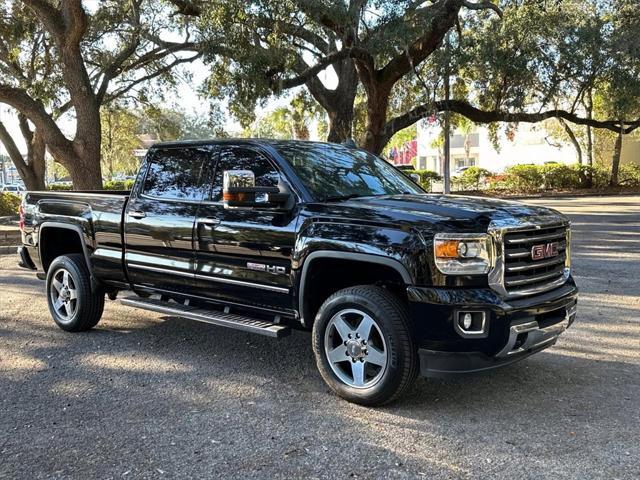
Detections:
[416, 120, 577, 174]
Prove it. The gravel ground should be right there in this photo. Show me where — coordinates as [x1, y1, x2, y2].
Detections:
[0, 195, 638, 480]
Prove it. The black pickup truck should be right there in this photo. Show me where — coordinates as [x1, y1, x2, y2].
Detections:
[18, 139, 578, 405]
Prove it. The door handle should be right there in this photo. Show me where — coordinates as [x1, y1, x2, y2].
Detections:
[128, 210, 146, 219]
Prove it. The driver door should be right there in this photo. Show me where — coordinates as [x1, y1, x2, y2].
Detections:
[192, 145, 297, 314]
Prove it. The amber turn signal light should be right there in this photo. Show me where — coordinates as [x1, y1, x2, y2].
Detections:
[434, 240, 460, 258]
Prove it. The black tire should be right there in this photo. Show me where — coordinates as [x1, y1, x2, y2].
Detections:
[46, 254, 105, 332]
[312, 285, 418, 406]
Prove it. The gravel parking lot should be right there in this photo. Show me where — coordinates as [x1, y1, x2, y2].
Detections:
[1, 195, 638, 479]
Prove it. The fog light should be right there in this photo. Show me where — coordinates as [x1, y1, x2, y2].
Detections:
[462, 313, 472, 329]
[455, 311, 487, 337]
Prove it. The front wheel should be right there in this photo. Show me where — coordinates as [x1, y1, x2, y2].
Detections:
[46, 254, 105, 332]
[312, 286, 418, 406]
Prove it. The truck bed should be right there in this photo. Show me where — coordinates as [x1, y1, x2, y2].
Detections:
[22, 190, 130, 286]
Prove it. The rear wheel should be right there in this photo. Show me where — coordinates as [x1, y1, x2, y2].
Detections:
[46, 254, 104, 332]
[312, 286, 418, 406]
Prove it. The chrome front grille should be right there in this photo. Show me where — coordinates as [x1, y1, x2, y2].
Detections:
[490, 222, 571, 298]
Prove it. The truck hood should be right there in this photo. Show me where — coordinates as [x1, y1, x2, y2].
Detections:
[307, 194, 567, 232]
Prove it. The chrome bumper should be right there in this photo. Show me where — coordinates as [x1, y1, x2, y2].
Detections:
[496, 303, 577, 358]
[418, 302, 577, 378]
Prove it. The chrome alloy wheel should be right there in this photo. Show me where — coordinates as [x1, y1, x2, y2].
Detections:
[49, 268, 78, 323]
[324, 308, 388, 388]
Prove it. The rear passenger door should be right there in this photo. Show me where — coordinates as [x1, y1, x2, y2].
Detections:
[124, 146, 213, 295]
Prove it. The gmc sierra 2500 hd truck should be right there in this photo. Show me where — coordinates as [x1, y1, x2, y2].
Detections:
[18, 139, 578, 405]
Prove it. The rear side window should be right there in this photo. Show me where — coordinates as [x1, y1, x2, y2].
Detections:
[210, 147, 279, 201]
[142, 147, 211, 200]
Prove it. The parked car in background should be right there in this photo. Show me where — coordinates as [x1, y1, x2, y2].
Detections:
[1, 184, 26, 194]
[453, 166, 471, 176]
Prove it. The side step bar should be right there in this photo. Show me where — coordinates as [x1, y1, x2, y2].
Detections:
[120, 296, 291, 338]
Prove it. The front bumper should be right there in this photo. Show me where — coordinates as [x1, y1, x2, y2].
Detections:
[407, 278, 578, 378]
[17, 246, 36, 270]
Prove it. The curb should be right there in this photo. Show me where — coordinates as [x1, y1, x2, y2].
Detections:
[456, 190, 640, 200]
[0, 216, 17, 225]
[0, 246, 18, 255]
[499, 191, 640, 200]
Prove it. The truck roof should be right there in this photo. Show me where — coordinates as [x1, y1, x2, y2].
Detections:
[149, 138, 350, 150]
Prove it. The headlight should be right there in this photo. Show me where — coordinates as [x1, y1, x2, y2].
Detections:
[434, 233, 492, 275]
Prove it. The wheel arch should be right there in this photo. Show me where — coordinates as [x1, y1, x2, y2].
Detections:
[38, 222, 93, 274]
[297, 251, 413, 327]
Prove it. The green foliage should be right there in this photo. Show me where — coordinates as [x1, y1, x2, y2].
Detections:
[540, 164, 581, 190]
[103, 179, 135, 191]
[48, 184, 73, 191]
[101, 107, 141, 178]
[572, 164, 609, 188]
[246, 92, 318, 140]
[138, 105, 227, 142]
[406, 169, 441, 191]
[503, 165, 544, 192]
[483, 163, 633, 193]
[0, 192, 21, 216]
[386, 124, 418, 152]
[619, 164, 640, 186]
[454, 166, 493, 191]
[48, 180, 134, 191]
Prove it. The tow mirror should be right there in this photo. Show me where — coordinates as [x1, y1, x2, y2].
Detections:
[222, 170, 291, 209]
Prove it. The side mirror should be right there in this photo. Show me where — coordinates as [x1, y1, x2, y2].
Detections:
[410, 173, 421, 184]
[223, 170, 291, 209]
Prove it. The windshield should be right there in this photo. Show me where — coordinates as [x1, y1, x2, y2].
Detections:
[273, 142, 424, 201]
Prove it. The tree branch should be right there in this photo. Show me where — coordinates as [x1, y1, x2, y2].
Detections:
[271, 46, 371, 91]
[104, 53, 202, 103]
[21, 0, 64, 40]
[95, 38, 141, 105]
[383, 99, 640, 143]
[377, 0, 462, 87]
[0, 84, 75, 161]
[0, 121, 29, 172]
[166, 0, 202, 16]
[461, 0, 503, 18]
[61, 0, 88, 47]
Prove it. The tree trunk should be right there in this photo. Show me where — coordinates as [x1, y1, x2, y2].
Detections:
[306, 58, 358, 144]
[0, 119, 46, 190]
[558, 119, 587, 187]
[560, 120, 582, 165]
[361, 83, 392, 154]
[64, 149, 104, 190]
[326, 103, 355, 143]
[609, 122, 624, 187]
[584, 89, 594, 187]
[24, 131, 47, 190]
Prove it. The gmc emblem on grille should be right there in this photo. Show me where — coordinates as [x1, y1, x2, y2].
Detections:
[531, 242, 559, 261]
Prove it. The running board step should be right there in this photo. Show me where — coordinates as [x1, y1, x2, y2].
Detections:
[120, 297, 290, 338]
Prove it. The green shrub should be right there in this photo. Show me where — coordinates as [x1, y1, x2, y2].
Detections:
[48, 179, 135, 191]
[505, 165, 544, 192]
[0, 192, 21, 216]
[454, 166, 494, 191]
[619, 164, 640, 186]
[407, 169, 441, 191]
[541, 164, 581, 189]
[103, 179, 135, 191]
[574, 164, 610, 188]
[48, 183, 73, 191]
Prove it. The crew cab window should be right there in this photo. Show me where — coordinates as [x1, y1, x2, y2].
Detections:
[142, 147, 210, 200]
[211, 147, 279, 201]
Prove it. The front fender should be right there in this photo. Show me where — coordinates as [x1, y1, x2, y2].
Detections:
[293, 220, 430, 284]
